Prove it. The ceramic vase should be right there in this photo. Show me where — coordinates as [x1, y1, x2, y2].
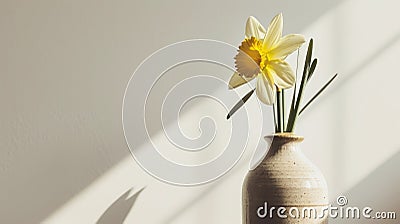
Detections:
[242, 133, 328, 223]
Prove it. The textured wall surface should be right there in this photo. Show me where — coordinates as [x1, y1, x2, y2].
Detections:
[1, 0, 399, 223]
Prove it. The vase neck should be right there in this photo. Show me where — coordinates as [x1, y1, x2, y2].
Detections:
[264, 133, 304, 155]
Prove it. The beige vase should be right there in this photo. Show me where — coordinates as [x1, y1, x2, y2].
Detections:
[242, 133, 329, 223]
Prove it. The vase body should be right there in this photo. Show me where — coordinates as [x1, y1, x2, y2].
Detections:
[242, 133, 328, 223]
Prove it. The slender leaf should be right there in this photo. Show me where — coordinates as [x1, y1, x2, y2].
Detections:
[272, 103, 278, 132]
[276, 89, 282, 132]
[299, 73, 338, 115]
[304, 38, 313, 74]
[226, 88, 255, 119]
[289, 49, 300, 122]
[286, 39, 313, 132]
[282, 89, 285, 130]
[307, 59, 318, 81]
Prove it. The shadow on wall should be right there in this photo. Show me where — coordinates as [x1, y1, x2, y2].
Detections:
[97, 188, 145, 224]
[0, 0, 344, 223]
[330, 150, 400, 224]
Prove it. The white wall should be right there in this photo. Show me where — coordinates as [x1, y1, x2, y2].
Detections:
[1, 0, 399, 223]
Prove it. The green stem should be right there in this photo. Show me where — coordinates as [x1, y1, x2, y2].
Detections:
[286, 71, 307, 132]
[272, 103, 278, 132]
[276, 89, 283, 132]
[282, 89, 285, 131]
[288, 49, 300, 132]
[291, 49, 300, 109]
[286, 39, 313, 132]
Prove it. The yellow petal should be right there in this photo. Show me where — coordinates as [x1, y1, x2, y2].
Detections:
[268, 34, 306, 59]
[256, 73, 275, 105]
[228, 72, 254, 89]
[263, 13, 283, 50]
[245, 16, 266, 39]
[268, 60, 295, 89]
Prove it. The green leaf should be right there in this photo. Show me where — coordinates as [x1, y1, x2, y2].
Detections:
[289, 49, 300, 119]
[282, 89, 286, 131]
[276, 89, 283, 132]
[307, 58, 318, 81]
[304, 38, 313, 74]
[299, 73, 338, 115]
[286, 39, 313, 132]
[272, 103, 278, 132]
[226, 88, 255, 119]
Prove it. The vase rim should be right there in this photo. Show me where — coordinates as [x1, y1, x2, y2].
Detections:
[264, 132, 304, 141]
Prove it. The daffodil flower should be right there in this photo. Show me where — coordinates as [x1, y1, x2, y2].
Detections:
[229, 13, 306, 104]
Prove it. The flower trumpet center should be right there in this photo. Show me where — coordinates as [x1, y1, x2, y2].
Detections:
[234, 37, 268, 78]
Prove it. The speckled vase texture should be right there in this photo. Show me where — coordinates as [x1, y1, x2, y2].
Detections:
[242, 133, 329, 223]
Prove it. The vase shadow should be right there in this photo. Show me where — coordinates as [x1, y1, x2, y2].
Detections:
[96, 187, 145, 224]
